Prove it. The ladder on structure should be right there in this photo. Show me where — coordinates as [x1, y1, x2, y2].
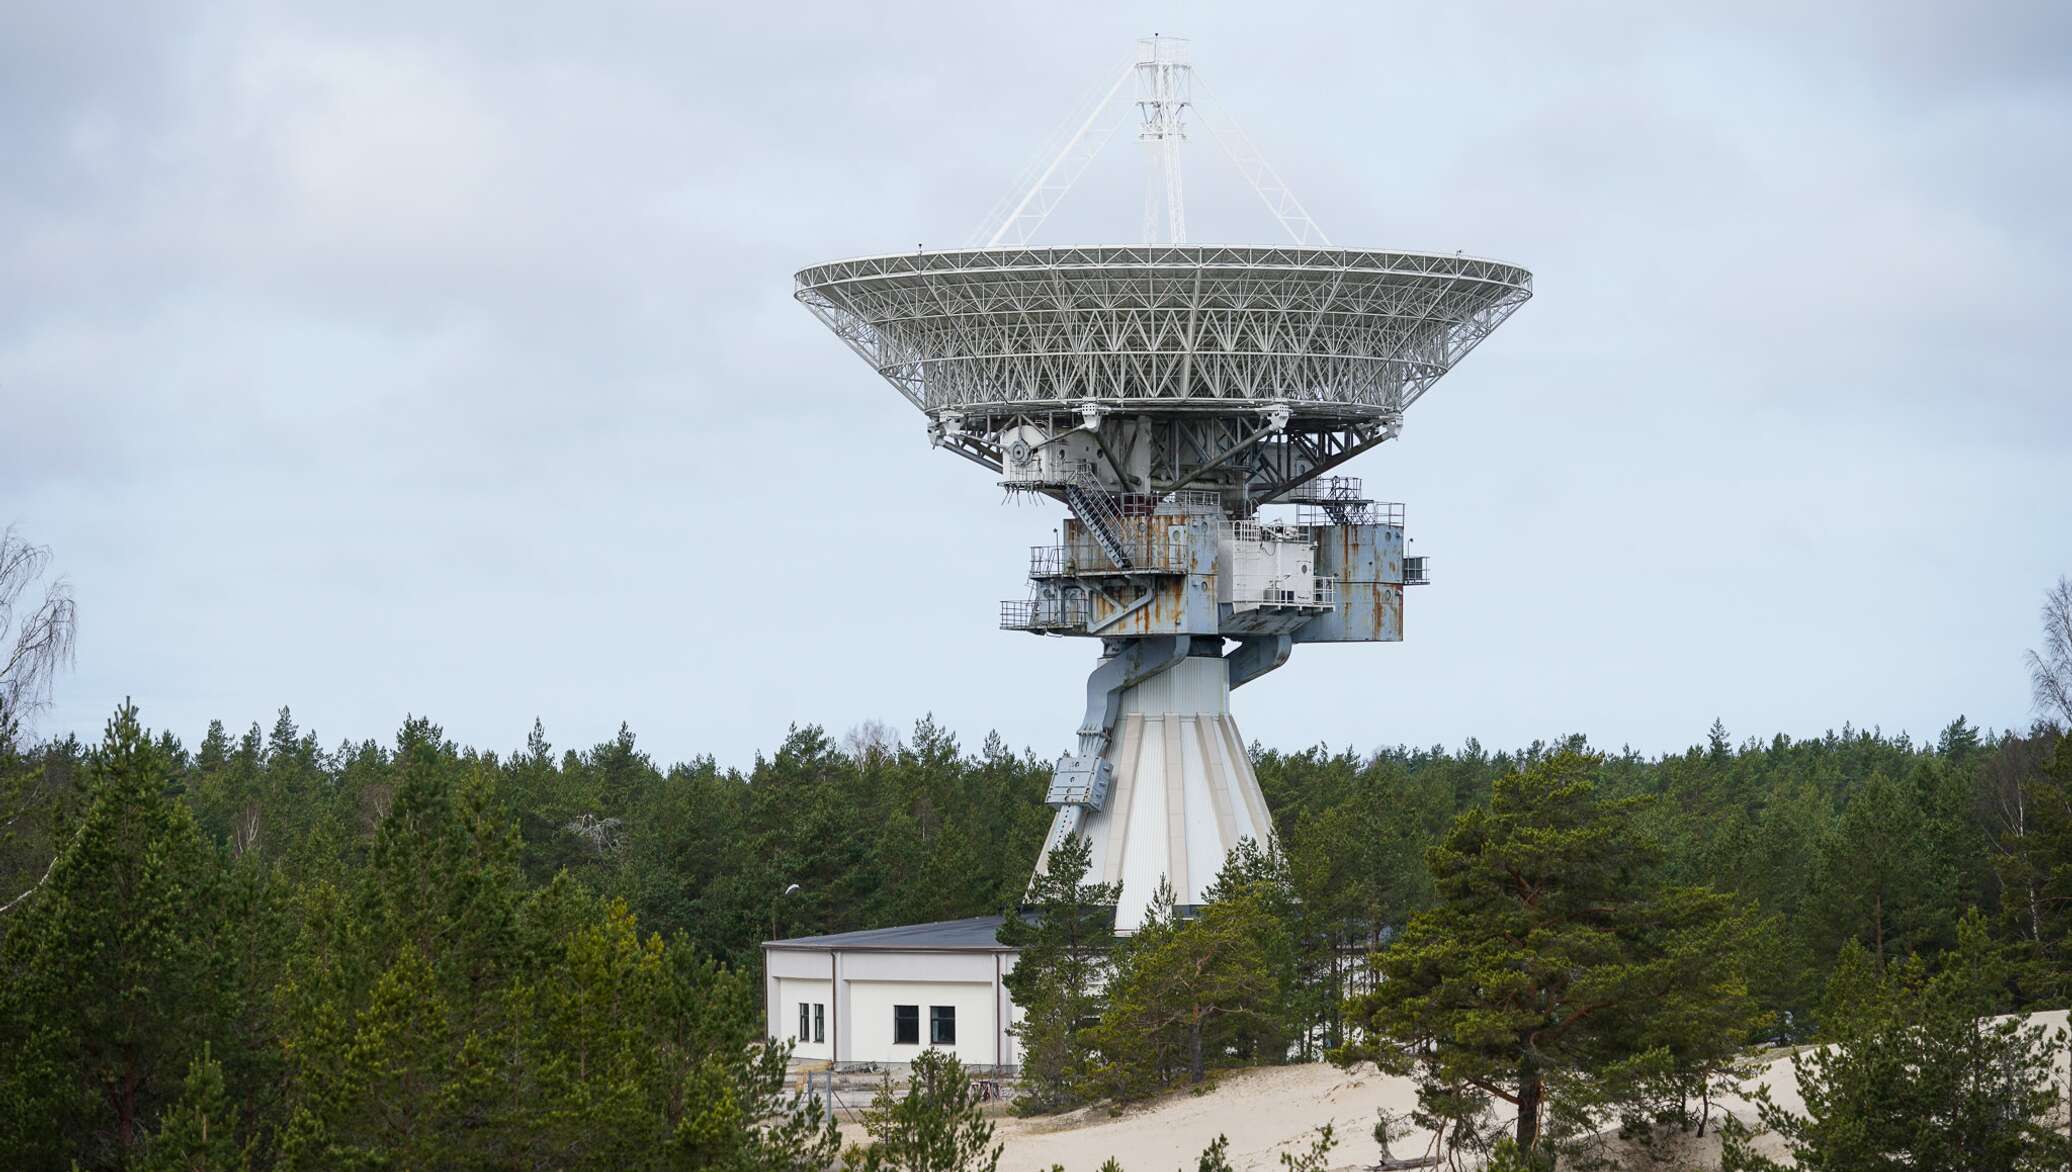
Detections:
[1065, 468, 1133, 570]
[1321, 477, 1361, 525]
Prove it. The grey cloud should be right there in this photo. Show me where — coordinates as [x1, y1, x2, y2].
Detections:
[4, 0, 2068, 767]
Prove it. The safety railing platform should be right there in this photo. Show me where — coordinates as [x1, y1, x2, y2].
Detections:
[1231, 577, 1337, 610]
[1001, 595, 1091, 631]
[1293, 500, 1405, 528]
[1029, 532, 1190, 578]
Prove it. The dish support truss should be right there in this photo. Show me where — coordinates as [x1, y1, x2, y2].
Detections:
[794, 245, 1532, 510]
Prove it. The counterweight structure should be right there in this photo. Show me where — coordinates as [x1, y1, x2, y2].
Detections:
[797, 39, 1531, 930]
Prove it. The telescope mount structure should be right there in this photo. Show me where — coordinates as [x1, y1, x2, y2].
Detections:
[797, 37, 1532, 931]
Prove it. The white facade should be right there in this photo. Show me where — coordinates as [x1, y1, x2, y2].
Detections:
[772, 977, 832, 1062]
[764, 917, 1021, 1070]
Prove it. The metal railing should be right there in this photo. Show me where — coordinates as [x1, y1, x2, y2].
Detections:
[1230, 577, 1337, 609]
[1001, 594, 1091, 631]
[1293, 500, 1404, 528]
[1219, 518, 1264, 544]
[1153, 490, 1223, 515]
[1031, 527, 1190, 577]
[1276, 475, 1365, 505]
[1064, 468, 1132, 569]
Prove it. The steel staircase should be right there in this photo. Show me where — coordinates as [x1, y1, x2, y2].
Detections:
[1065, 468, 1133, 569]
[1321, 477, 1360, 525]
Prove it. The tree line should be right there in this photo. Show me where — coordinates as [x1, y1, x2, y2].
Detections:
[6, 697, 2069, 1167]
[3, 548, 2070, 1168]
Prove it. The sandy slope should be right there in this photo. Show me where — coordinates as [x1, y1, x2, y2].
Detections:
[979, 1010, 2071, 1172]
[988, 1062, 1420, 1170]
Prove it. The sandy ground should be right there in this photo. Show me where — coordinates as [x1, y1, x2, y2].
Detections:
[985, 1061, 1420, 1170]
[935, 1010, 2072, 1172]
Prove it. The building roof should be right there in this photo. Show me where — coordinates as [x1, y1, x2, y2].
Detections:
[764, 914, 1016, 953]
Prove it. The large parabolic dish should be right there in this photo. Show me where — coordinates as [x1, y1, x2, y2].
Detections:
[790, 36, 1535, 932]
[796, 244, 1533, 428]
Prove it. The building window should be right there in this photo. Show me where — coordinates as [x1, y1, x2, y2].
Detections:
[813, 1003, 825, 1043]
[893, 1004, 919, 1045]
[930, 1005, 956, 1046]
[799, 1003, 810, 1042]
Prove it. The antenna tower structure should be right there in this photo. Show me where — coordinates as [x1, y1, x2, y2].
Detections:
[797, 38, 1532, 930]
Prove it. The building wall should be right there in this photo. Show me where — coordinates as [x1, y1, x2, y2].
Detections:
[772, 977, 832, 1061]
[848, 978, 1002, 1068]
[764, 945, 1021, 1069]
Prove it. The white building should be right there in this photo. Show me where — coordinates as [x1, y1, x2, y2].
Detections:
[763, 916, 1021, 1071]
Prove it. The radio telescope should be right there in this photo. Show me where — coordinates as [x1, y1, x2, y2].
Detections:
[798, 37, 1532, 930]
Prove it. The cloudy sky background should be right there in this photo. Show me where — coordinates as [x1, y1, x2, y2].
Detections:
[5, 1, 2069, 767]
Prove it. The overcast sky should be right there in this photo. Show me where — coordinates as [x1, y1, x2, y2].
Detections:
[5, 1, 2068, 769]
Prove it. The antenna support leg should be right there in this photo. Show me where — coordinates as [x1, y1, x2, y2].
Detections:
[1225, 635, 1293, 690]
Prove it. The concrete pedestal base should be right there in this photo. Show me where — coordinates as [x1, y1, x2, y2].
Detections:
[1035, 655, 1273, 931]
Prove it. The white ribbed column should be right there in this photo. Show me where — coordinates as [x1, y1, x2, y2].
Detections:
[1042, 655, 1272, 931]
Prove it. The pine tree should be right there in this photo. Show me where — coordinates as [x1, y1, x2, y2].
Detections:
[998, 833, 1115, 1112]
[0, 702, 223, 1165]
[1088, 890, 1286, 1095]
[140, 1044, 244, 1172]
[853, 1048, 1002, 1172]
[1726, 911, 2072, 1171]
[362, 716, 521, 997]
[1993, 732, 2072, 1002]
[1815, 769, 1957, 970]
[517, 897, 660, 1165]
[1601, 887, 1776, 1139]
[328, 944, 463, 1167]
[652, 927, 840, 1170]
[1342, 751, 1755, 1154]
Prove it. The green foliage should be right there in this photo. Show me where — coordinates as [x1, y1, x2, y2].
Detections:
[1087, 878, 1290, 1097]
[1195, 1134, 1232, 1172]
[141, 1044, 246, 1172]
[1343, 751, 1768, 1153]
[0, 702, 223, 1166]
[1483, 1137, 1556, 1172]
[3, 693, 2068, 1167]
[1277, 1124, 1335, 1171]
[1726, 910, 2072, 1172]
[1991, 731, 2072, 1003]
[4, 703, 848, 1172]
[851, 1048, 1002, 1172]
[999, 833, 1115, 1113]
[1604, 888, 1776, 1138]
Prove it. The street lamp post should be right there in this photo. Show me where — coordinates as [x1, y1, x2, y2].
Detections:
[771, 882, 800, 943]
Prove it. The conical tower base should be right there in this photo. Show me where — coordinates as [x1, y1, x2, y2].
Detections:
[1035, 655, 1272, 931]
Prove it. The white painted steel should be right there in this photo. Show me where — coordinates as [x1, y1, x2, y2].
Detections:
[980, 63, 1137, 249]
[969, 36, 1326, 251]
[1134, 36, 1191, 245]
[1042, 655, 1271, 931]
[795, 245, 1533, 427]
[1192, 71, 1331, 247]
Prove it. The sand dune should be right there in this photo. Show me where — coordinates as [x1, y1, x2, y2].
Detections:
[979, 1010, 2070, 1171]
